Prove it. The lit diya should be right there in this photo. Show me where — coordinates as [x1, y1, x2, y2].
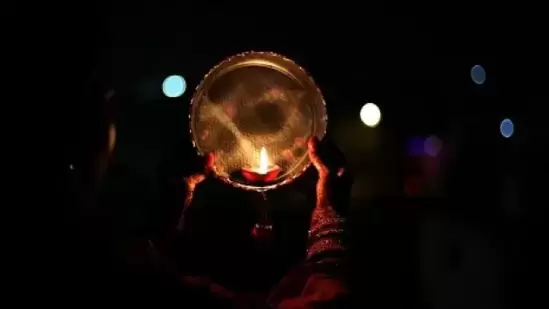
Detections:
[241, 147, 281, 184]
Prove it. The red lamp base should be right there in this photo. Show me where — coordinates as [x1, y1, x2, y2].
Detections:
[241, 166, 281, 183]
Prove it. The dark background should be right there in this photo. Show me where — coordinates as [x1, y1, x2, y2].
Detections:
[43, 2, 547, 308]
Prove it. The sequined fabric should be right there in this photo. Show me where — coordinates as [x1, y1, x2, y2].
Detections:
[306, 203, 346, 261]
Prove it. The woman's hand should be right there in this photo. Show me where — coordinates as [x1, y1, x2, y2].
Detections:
[306, 137, 351, 261]
[268, 139, 351, 308]
[177, 153, 215, 231]
[307, 137, 352, 213]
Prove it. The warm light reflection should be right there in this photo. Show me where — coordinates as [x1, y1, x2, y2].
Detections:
[259, 147, 269, 174]
[108, 124, 116, 154]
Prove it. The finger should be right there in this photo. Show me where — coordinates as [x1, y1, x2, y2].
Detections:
[307, 138, 321, 170]
[184, 153, 215, 187]
[204, 153, 215, 175]
[184, 173, 206, 190]
[308, 137, 328, 176]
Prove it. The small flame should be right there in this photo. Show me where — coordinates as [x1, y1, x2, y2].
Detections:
[258, 147, 269, 174]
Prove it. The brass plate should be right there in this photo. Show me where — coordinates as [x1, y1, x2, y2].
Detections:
[189, 51, 327, 191]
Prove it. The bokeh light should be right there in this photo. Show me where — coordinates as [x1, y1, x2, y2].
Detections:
[408, 136, 425, 156]
[471, 65, 486, 85]
[404, 176, 422, 196]
[360, 103, 381, 127]
[500, 118, 514, 138]
[424, 135, 443, 157]
[162, 75, 187, 98]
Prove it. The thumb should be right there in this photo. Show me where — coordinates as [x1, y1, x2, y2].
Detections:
[204, 153, 215, 175]
[308, 137, 328, 178]
[184, 174, 206, 191]
[184, 153, 215, 189]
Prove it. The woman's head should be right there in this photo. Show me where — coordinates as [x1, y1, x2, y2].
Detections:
[67, 73, 117, 194]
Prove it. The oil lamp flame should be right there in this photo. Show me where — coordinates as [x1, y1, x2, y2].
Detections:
[258, 147, 269, 175]
[240, 147, 281, 184]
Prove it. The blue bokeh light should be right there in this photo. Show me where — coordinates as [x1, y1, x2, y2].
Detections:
[407, 136, 425, 156]
[471, 65, 486, 85]
[500, 118, 514, 138]
[162, 75, 187, 98]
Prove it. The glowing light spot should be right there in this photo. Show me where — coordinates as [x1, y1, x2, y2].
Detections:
[162, 75, 186, 98]
[360, 103, 381, 127]
[471, 65, 486, 85]
[424, 135, 443, 157]
[500, 118, 514, 138]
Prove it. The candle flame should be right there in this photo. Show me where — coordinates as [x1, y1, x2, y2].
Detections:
[259, 147, 269, 174]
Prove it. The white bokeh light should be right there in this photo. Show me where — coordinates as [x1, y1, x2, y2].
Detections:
[360, 103, 381, 127]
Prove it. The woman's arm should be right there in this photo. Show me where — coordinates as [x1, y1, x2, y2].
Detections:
[142, 154, 215, 277]
[272, 206, 349, 309]
[269, 138, 351, 308]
